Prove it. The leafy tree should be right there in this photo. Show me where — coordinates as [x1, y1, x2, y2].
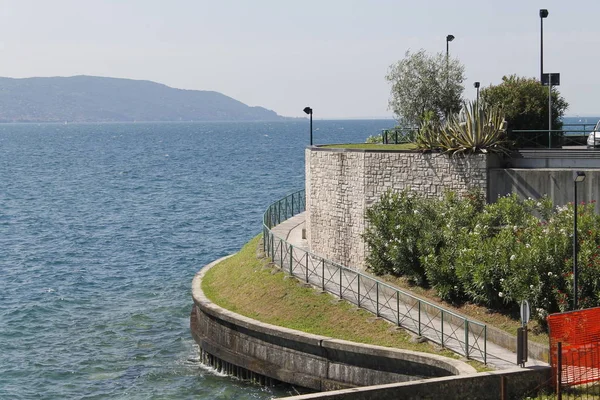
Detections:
[386, 49, 465, 126]
[480, 75, 568, 131]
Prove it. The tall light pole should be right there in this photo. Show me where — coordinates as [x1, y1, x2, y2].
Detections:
[474, 82, 480, 106]
[573, 170, 586, 310]
[540, 9, 549, 82]
[445, 35, 455, 117]
[303, 107, 313, 146]
[446, 34, 455, 60]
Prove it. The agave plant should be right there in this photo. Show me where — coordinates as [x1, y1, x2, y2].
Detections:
[437, 102, 511, 155]
[414, 111, 442, 151]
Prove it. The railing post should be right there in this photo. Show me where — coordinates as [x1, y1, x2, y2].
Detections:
[278, 201, 281, 224]
[465, 320, 470, 359]
[396, 291, 400, 326]
[376, 282, 379, 317]
[292, 195, 294, 215]
[280, 239, 283, 266]
[271, 233, 274, 261]
[418, 301, 422, 336]
[441, 311, 445, 348]
[484, 325, 487, 365]
[305, 252, 309, 283]
[289, 244, 293, 275]
[322, 259, 325, 291]
[357, 274, 361, 307]
[339, 267, 342, 299]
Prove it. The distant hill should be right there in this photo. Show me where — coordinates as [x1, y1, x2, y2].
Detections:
[0, 76, 286, 122]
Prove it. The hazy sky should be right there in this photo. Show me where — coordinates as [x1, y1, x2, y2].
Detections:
[0, 0, 598, 119]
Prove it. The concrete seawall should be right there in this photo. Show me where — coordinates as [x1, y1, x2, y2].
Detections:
[191, 256, 476, 392]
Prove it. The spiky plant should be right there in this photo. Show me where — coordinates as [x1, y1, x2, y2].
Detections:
[437, 102, 511, 155]
[414, 111, 442, 151]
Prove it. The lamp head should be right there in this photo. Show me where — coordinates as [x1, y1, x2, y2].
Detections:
[446, 34, 455, 42]
[540, 9, 549, 18]
[574, 171, 586, 183]
[474, 82, 480, 89]
[303, 107, 312, 115]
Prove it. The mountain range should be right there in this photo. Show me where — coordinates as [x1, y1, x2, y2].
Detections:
[0, 75, 286, 122]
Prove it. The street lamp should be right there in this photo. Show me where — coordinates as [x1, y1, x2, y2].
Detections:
[446, 34, 455, 59]
[474, 82, 480, 105]
[540, 9, 549, 82]
[573, 170, 586, 310]
[303, 106, 313, 146]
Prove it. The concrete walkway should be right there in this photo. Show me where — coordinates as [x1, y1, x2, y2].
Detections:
[269, 213, 547, 370]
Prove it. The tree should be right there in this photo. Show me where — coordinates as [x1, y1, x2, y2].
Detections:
[480, 75, 569, 131]
[386, 49, 465, 126]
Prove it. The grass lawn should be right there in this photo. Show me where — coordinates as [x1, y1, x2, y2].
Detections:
[319, 143, 416, 150]
[201, 235, 490, 372]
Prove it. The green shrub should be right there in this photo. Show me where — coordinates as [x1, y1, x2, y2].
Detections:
[364, 189, 600, 323]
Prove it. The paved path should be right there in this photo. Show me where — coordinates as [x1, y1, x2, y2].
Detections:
[269, 213, 548, 370]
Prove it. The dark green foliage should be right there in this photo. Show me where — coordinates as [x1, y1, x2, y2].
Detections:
[364, 189, 600, 322]
[480, 75, 569, 148]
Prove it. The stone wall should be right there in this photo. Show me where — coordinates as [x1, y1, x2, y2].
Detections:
[306, 148, 498, 270]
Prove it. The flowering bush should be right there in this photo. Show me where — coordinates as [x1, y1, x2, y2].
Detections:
[363, 189, 600, 323]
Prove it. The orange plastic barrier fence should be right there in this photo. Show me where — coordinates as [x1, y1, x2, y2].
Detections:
[548, 307, 600, 386]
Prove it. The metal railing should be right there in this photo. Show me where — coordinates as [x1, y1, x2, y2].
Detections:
[510, 123, 597, 149]
[381, 127, 419, 144]
[262, 189, 487, 364]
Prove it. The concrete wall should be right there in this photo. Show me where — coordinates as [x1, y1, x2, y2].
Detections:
[277, 366, 552, 400]
[305, 148, 499, 270]
[489, 168, 600, 213]
[191, 257, 475, 393]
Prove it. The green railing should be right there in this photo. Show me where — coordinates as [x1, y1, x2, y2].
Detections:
[382, 123, 598, 149]
[504, 123, 596, 149]
[262, 190, 488, 364]
[381, 127, 419, 144]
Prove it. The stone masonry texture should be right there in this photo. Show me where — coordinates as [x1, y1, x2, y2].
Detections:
[306, 148, 491, 270]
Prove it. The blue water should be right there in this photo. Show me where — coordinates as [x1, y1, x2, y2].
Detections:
[0, 120, 394, 399]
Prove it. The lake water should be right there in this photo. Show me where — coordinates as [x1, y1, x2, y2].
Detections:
[0, 120, 394, 399]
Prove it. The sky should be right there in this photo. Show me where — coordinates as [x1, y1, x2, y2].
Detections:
[0, 0, 598, 119]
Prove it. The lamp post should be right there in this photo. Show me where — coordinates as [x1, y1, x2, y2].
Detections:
[573, 170, 586, 310]
[446, 34, 455, 59]
[445, 35, 455, 117]
[474, 82, 480, 105]
[303, 107, 313, 146]
[540, 9, 549, 82]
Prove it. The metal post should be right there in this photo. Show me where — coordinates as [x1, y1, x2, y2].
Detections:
[305, 252, 309, 283]
[339, 267, 343, 299]
[557, 342, 562, 400]
[289, 244, 293, 275]
[465, 320, 470, 358]
[376, 282, 380, 317]
[291, 195, 294, 215]
[322, 259, 325, 291]
[540, 16, 544, 82]
[357, 274, 361, 307]
[548, 76, 552, 148]
[280, 239, 283, 266]
[484, 325, 487, 365]
[441, 311, 445, 347]
[574, 180, 578, 310]
[309, 112, 313, 146]
[397, 291, 400, 326]
[418, 301, 422, 335]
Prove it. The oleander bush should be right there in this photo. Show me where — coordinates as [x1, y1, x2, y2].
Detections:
[363, 189, 600, 323]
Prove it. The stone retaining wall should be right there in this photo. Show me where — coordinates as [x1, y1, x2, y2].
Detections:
[305, 148, 499, 269]
[191, 257, 475, 392]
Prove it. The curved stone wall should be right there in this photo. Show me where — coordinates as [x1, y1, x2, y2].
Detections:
[305, 147, 499, 269]
[191, 257, 475, 392]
